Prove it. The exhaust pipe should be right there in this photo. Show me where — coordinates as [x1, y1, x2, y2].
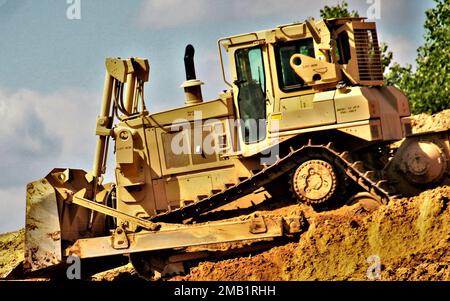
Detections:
[181, 44, 204, 106]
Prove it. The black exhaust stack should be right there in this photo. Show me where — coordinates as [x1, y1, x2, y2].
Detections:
[184, 44, 197, 80]
[181, 44, 204, 106]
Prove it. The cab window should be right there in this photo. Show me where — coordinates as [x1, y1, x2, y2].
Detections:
[234, 47, 266, 144]
[275, 38, 315, 91]
[336, 31, 351, 64]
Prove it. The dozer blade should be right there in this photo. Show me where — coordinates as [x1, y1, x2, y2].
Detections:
[22, 168, 109, 275]
[24, 177, 63, 272]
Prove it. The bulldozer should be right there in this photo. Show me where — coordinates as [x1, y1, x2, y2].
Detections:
[13, 17, 450, 280]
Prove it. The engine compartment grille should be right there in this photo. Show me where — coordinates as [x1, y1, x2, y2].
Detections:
[354, 29, 384, 82]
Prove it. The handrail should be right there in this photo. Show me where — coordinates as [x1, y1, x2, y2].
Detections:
[217, 38, 233, 88]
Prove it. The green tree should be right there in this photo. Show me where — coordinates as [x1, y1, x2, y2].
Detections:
[380, 43, 393, 73]
[319, 1, 392, 72]
[319, 1, 359, 18]
[387, 0, 450, 114]
[385, 63, 414, 94]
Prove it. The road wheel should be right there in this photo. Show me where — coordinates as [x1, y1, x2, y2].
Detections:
[347, 192, 382, 213]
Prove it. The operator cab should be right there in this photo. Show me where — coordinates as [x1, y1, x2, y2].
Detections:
[219, 18, 385, 155]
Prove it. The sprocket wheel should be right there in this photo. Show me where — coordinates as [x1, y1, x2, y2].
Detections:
[290, 159, 339, 206]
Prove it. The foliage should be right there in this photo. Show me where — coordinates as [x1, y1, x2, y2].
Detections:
[380, 42, 393, 73]
[319, 1, 359, 19]
[387, 0, 450, 114]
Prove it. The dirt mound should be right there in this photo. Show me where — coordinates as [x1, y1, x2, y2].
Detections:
[412, 109, 450, 133]
[0, 229, 24, 278]
[177, 188, 450, 281]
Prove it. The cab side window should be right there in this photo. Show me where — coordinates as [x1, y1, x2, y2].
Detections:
[275, 38, 315, 91]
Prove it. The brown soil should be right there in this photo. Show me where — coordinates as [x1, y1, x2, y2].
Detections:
[177, 188, 450, 281]
[412, 110, 450, 133]
[1, 110, 450, 281]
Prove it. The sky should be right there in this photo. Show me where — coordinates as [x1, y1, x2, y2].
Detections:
[0, 0, 436, 233]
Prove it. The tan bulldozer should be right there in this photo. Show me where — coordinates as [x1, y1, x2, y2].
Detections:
[11, 18, 450, 280]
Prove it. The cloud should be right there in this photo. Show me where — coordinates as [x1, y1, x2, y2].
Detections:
[0, 87, 100, 232]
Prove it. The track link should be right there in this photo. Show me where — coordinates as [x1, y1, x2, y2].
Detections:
[151, 142, 397, 223]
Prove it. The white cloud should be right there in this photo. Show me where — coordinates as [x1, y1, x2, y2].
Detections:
[0, 87, 101, 232]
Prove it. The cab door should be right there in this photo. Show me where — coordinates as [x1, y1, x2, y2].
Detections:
[232, 45, 269, 149]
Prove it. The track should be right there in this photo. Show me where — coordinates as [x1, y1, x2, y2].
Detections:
[152, 141, 397, 224]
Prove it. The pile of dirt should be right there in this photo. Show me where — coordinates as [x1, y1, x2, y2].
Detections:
[411, 109, 450, 133]
[178, 188, 449, 281]
[0, 229, 24, 278]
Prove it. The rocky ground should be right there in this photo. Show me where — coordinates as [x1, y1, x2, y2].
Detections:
[1, 110, 450, 281]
